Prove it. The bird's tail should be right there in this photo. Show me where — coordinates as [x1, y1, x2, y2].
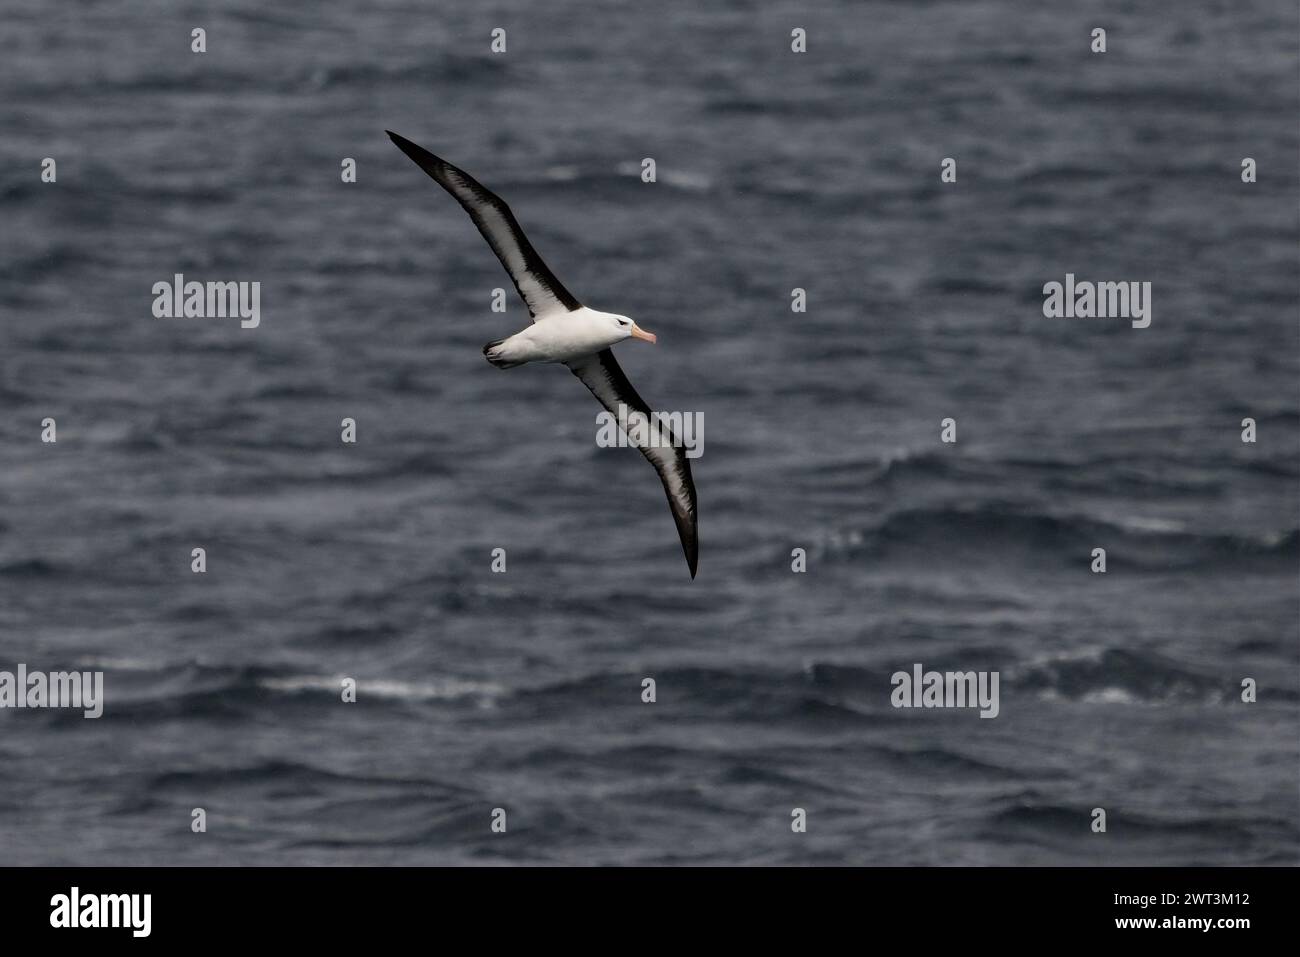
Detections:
[483, 338, 525, 369]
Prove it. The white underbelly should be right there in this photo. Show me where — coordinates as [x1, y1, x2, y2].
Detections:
[517, 313, 611, 362]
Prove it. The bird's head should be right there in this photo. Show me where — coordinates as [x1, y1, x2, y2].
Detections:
[610, 314, 656, 345]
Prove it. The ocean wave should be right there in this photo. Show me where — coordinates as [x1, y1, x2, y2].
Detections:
[612, 161, 713, 191]
[984, 800, 1300, 851]
[508, 663, 899, 725]
[67, 659, 502, 722]
[861, 446, 1297, 497]
[816, 503, 1298, 569]
[1006, 647, 1280, 705]
[259, 673, 503, 704]
[145, 758, 473, 798]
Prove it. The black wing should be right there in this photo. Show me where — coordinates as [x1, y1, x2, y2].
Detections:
[566, 349, 698, 578]
[386, 130, 582, 318]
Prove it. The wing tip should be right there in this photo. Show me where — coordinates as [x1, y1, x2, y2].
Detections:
[386, 130, 443, 170]
[386, 129, 416, 161]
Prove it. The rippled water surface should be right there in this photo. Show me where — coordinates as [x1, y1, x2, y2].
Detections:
[0, 0, 1297, 864]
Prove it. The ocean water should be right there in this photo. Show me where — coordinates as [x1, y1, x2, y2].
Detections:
[0, 0, 1296, 865]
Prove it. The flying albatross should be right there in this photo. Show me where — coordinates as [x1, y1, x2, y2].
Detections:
[386, 131, 699, 578]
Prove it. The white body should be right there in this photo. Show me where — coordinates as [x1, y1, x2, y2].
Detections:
[487, 308, 636, 366]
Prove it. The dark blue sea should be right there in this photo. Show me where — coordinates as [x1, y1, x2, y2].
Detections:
[0, 0, 1296, 865]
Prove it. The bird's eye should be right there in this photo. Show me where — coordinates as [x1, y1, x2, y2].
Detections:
[619, 319, 630, 327]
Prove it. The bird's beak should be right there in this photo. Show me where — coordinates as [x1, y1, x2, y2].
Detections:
[630, 323, 657, 344]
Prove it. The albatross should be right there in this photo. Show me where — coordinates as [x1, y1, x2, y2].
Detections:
[386, 131, 699, 578]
